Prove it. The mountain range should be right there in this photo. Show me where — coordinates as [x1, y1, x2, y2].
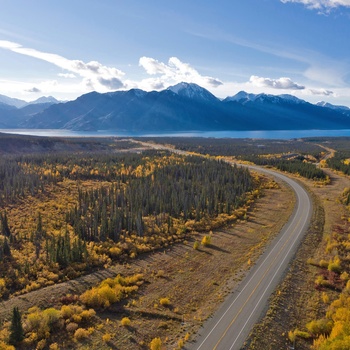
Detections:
[0, 83, 349, 132]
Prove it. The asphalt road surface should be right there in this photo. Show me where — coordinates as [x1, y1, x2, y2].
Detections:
[186, 165, 312, 350]
[130, 139, 313, 349]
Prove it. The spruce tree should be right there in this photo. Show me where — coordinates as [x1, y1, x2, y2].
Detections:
[9, 307, 24, 345]
[3, 238, 11, 257]
[1, 211, 11, 237]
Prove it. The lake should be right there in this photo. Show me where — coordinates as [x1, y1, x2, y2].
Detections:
[1, 128, 350, 139]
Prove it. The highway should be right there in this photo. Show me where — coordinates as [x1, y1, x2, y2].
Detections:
[186, 165, 312, 350]
[129, 139, 313, 349]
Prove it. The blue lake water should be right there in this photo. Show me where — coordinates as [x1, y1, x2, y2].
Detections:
[1, 129, 350, 139]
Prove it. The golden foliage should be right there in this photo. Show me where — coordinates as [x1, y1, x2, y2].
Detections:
[120, 317, 131, 327]
[159, 297, 171, 306]
[201, 235, 212, 246]
[73, 328, 89, 341]
[149, 337, 162, 350]
[80, 274, 143, 308]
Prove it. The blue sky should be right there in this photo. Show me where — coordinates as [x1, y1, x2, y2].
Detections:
[0, 0, 350, 106]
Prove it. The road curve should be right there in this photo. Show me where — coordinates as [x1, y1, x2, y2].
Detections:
[186, 165, 312, 350]
[129, 139, 313, 349]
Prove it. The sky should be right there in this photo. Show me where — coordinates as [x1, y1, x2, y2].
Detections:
[0, 0, 350, 106]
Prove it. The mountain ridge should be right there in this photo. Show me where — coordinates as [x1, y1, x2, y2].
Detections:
[0, 84, 349, 131]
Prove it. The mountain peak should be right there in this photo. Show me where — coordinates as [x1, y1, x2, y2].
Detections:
[225, 91, 257, 103]
[30, 96, 60, 105]
[166, 82, 218, 102]
[278, 94, 304, 104]
[317, 101, 350, 111]
[225, 91, 305, 105]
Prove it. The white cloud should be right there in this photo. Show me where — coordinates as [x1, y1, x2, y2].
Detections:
[138, 56, 223, 90]
[0, 39, 347, 105]
[0, 40, 125, 91]
[25, 87, 41, 93]
[58, 73, 76, 78]
[307, 88, 334, 95]
[0, 40, 222, 95]
[249, 75, 305, 90]
[248, 75, 335, 97]
[280, 0, 350, 11]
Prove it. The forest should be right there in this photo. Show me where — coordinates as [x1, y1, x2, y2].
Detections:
[0, 146, 254, 300]
[1, 134, 350, 350]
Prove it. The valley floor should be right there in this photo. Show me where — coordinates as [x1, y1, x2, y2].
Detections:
[1, 177, 293, 349]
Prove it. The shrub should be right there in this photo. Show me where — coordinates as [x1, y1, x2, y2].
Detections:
[319, 259, 329, 268]
[99, 285, 119, 305]
[0, 341, 15, 350]
[201, 235, 211, 246]
[102, 333, 111, 342]
[49, 343, 59, 350]
[346, 280, 350, 292]
[121, 317, 131, 327]
[80, 273, 143, 308]
[149, 337, 162, 350]
[60, 305, 74, 319]
[72, 314, 82, 323]
[74, 328, 89, 341]
[66, 322, 78, 333]
[321, 292, 330, 304]
[26, 311, 42, 332]
[340, 271, 349, 281]
[0, 278, 6, 298]
[328, 256, 341, 273]
[42, 308, 60, 327]
[328, 262, 341, 273]
[315, 275, 329, 287]
[288, 330, 296, 342]
[294, 330, 311, 339]
[193, 241, 199, 250]
[159, 297, 170, 306]
[80, 309, 96, 321]
[306, 319, 333, 336]
[156, 270, 165, 278]
[109, 247, 122, 257]
[177, 339, 184, 349]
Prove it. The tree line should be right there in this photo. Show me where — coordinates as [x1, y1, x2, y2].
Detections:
[327, 152, 350, 176]
[243, 155, 327, 180]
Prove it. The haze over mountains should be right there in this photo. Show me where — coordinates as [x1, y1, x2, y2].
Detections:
[0, 83, 349, 132]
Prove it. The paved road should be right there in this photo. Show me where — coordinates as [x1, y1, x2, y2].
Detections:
[130, 139, 313, 349]
[186, 165, 312, 350]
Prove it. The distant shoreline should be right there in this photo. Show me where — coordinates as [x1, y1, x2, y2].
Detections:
[1, 128, 350, 139]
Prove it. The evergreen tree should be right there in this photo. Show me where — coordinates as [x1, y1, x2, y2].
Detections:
[34, 213, 45, 259]
[9, 307, 24, 345]
[3, 238, 11, 257]
[0, 211, 11, 237]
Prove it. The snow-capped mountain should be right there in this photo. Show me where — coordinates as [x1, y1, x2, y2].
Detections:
[317, 101, 350, 111]
[224, 91, 257, 103]
[30, 96, 60, 105]
[0, 96, 60, 128]
[224, 91, 305, 105]
[1, 83, 350, 131]
[167, 82, 219, 103]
